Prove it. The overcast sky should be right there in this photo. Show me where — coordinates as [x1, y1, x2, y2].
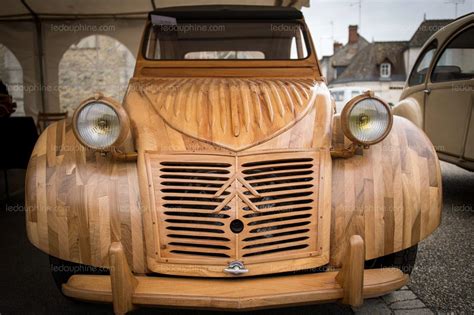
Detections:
[301, 0, 474, 57]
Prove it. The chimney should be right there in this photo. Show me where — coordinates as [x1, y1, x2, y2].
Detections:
[333, 42, 343, 53]
[348, 25, 359, 44]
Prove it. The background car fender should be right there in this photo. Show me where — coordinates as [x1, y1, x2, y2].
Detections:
[330, 115, 442, 266]
[392, 97, 424, 129]
[25, 119, 147, 273]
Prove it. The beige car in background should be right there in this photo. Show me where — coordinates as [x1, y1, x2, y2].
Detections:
[395, 13, 474, 171]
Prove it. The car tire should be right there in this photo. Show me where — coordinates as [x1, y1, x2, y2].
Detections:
[364, 245, 418, 275]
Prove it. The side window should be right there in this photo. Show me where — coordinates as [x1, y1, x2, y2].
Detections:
[432, 26, 474, 83]
[408, 40, 437, 86]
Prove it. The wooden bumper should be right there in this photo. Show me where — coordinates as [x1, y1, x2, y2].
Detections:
[62, 237, 408, 314]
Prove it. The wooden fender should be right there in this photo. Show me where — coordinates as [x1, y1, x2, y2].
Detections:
[25, 119, 147, 273]
[330, 116, 442, 266]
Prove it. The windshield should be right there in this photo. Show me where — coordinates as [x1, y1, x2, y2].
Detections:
[143, 17, 310, 60]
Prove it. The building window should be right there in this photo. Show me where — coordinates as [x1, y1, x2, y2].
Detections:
[380, 63, 391, 79]
[334, 66, 347, 80]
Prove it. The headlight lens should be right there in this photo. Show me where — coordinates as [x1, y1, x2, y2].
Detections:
[73, 98, 128, 150]
[342, 95, 392, 145]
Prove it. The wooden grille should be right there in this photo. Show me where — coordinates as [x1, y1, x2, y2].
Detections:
[146, 151, 320, 265]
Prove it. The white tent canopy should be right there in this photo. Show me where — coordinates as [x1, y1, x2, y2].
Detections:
[1, 0, 309, 17]
[0, 0, 310, 117]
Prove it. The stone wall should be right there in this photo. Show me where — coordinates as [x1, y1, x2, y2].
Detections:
[0, 44, 24, 116]
[58, 35, 135, 115]
[0, 35, 135, 117]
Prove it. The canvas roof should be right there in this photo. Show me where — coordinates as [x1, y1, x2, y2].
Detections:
[0, 0, 309, 19]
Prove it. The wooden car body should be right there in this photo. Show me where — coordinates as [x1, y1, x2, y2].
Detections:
[25, 5, 442, 313]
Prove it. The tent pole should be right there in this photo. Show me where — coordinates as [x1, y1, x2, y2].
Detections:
[21, 0, 47, 114]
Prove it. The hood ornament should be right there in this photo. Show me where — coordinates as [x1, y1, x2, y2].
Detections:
[224, 261, 248, 275]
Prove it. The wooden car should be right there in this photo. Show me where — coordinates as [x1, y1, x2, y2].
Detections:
[25, 5, 442, 314]
[395, 13, 474, 171]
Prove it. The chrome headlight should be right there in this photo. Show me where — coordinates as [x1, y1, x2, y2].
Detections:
[341, 92, 393, 145]
[73, 96, 129, 150]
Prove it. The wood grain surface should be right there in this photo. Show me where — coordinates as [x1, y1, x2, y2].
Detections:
[137, 78, 319, 151]
[62, 266, 407, 310]
[25, 120, 147, 272]
[331, 115, 442, 265]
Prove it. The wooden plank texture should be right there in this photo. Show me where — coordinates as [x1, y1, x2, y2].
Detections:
[330, 115, 442, 265]
[25, 120, 147, 272]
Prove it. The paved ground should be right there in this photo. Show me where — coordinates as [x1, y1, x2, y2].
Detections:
[409, 162, 474, 314]
[0, 162, 472, 314]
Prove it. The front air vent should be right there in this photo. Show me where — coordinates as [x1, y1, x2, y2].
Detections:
[146, 151, 320, 265]
[239, 157, 316, 259]
[154, 160, 234, 259]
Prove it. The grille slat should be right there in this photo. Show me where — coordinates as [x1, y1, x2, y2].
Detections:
[159, 178, 228, 188]
[161, 189, 229, 196]
[162, 204, 222, 211]
[165, 229, 228, 238]
[166, 226, 226, 234]
[170, 250, 231, 258]
[250, 184, 314, 195]
[250, 192, 314, 205]
[160, 161, 232, 168]
[242, 164, 314, 175]
[159, 174, 230, 181]
[167, 234, 230, 243]
[160, 181, 224, 188]
[164, 211, 230, 219]
[162, 208, 229, 214]
[248, 220, 312, 233]
[241, 158, 313, 168]
[147, 151, 320, 264]
[247, 214, 313, 226]
[243, 206, 312, 219]
[245, 175, 314, 186]
[242, 236, 310, 250]
[242, 243, 310, 257]
[168, 242, 231, 251]
[244, 201, 314, 213]
[242, 232, 310, 246]
[243, 170, 314, 181]
[162, 198, 225, 205]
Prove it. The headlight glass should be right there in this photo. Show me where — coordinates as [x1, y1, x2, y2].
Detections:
[344, 97, 392, 144]
[75, 102, 121, 149]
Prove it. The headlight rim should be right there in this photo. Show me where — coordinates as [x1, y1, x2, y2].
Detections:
[341, 91, 393, 146]
[72, 94, 130, 151]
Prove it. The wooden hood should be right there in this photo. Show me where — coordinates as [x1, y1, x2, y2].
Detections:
[135, 78, 320, 151]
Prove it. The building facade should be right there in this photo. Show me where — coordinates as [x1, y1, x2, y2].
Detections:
[321, 18, 453, 105]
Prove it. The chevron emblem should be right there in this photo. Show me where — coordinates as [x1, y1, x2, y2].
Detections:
[211, 174, 262, 214]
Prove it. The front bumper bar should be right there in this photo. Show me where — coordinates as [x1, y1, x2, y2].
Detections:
[62, 236, 408, 314]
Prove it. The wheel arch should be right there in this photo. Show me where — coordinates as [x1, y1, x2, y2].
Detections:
[25, 119, 147, 273]
[330, 116, 442, 266]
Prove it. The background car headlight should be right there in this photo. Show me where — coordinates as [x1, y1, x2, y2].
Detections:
[73, 96, 130, 150]
[341, 93, 393, 145]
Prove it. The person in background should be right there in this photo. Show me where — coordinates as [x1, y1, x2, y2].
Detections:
[0, 79, 9, 96]
[0, 78, 16, 117]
